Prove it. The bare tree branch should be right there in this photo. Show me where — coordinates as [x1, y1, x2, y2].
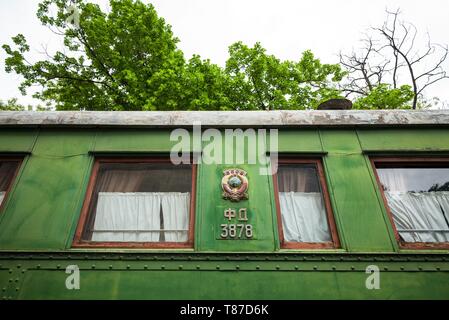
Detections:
[340, 8, 449, 109]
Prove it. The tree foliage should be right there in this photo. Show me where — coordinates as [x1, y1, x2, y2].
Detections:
[226, 42, 345, 110]
[352, 84, 414, 109]
[0, 98, 26, 111]
[3, 2, 447, 110]
[2, 0, 345, 111]
[0, 98, 49, 111]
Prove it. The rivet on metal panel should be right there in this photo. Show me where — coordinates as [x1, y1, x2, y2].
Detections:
[8, 279, 12, 283]
[57, 265, 61, 269]
[37, 265, 40, 269]
[332, 266, 336, 270]
[17, 264, 21, 268]
[170, 256, 174, 261]
[236, 265, 240, 270]
[196, 265, 200, 270]
[276, 265, 280, 270]
[294, 266, 299, 270]
[188, 256, 192, 260]
[216, 265, 220, 270]
[161, 265, 165, 270]
[144, 265, 148, 270]
[400, 266, 405, 271]
[15, 288, 19, 291]
[418, 266, 423, 271]
[313, 266, 318, 270]
[109, 265, 113, 269]
[179, 265, 183, 270]
[15, 278, 19, 282]
[2, 288, 5, 292]
[91, 265, 96, 269]
[436, 267, 441, 271]
[350, 266, 355, 270]
[8, 270, 12, 274]
[126, 265, 130, 269]
[256, 265, 260, 270]
[383, 267, 388, 271]
[136, 256, 140, 260]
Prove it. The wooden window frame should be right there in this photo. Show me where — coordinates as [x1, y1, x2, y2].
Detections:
[72, 156, 197, 249]
[0, 157, 22, 213]
[272, 158, 340, 249]
[371, 156, 449, 250]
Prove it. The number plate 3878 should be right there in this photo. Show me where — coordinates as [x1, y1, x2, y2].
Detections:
[220, 223, 253, 239]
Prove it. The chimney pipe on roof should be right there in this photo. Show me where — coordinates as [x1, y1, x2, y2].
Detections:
[317, 98, 352, 110]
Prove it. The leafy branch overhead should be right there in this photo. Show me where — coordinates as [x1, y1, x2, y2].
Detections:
[2, 1, 448, 110]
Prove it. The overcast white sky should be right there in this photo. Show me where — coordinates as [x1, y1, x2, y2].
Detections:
[1, 0, 448, 107]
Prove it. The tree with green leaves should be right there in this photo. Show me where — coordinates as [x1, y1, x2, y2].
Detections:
[0, 98, 50, 111]
[4, 0, 189, 110]
[0, 98, 26, 111]
[225, 42, 345, 110]
[2, 0, 345, 111]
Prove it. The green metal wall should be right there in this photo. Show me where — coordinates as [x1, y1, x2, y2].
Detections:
[0, 127, 448, 299]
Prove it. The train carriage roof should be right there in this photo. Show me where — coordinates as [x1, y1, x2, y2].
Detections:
[0, 110, 448, 128]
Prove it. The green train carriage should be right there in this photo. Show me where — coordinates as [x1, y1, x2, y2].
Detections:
[0, 110, 449, 300]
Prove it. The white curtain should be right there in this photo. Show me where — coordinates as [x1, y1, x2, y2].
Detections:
[0, 191, 5, 204]
[92, 192, 190, 242]
[434, 191, 449, 223]
[279, 192, 331, 242]
[377, 169, 409, 191]
[385, 191, 449, 242]
[161, 193, 190, 242]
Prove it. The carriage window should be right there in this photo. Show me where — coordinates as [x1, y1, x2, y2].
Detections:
[74, 158, 195, 248]
[373, 159, 449, 247]
[274, 159, 339, 249]
[0, 160, 21, 208]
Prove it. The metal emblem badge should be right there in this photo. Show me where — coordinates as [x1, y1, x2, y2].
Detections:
[221, 168, 249, 202]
